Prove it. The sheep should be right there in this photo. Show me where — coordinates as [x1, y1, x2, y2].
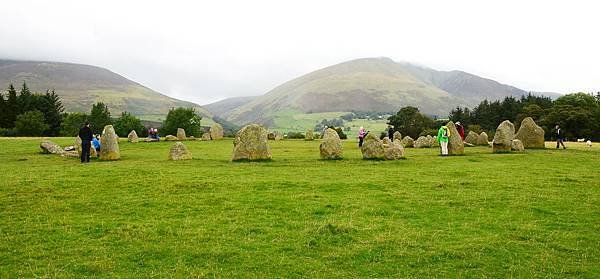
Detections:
[577, 138, 585, 142]
[587, 140, 592, 147]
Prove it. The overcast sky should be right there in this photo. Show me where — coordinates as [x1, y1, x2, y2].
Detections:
[1, 0, 598, 104]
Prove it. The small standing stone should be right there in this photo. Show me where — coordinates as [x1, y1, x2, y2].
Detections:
[168, 141, 192, 160]
[401, 136, 414, 148]
[361, 133, 385, 159]
[177, 128, 187, 141]
[319, 128, 343, 159]
[128, 130, 139, 143]
[232, 124, 272, 161]
[305, 130, 314, 141]
[210, 123, 224, 140]
[511, 139, 525, 152]
[492, 120, 515, 153]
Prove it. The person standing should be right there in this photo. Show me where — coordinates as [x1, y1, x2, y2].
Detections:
[437, 125, 450, 156]
[78, 121, 93, 163]
[555, 124, 566, 149]
[455, 121, 465, 140]
[358, 126, 366, 147]
[388, 125, 394, 141]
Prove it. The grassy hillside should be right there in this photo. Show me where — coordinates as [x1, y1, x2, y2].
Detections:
[224, 57, 533, 126]
[0, 138, 598, 277]
[204, 96, 256, 118]
[0, 59, 211, 118]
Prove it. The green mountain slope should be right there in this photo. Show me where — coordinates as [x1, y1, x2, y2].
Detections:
[224, 57, 533, 125]
[204, 96, 256, 118]
[0, 59, 211, 118]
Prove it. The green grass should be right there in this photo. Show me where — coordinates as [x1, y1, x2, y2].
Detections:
[0, 138, 599, 277]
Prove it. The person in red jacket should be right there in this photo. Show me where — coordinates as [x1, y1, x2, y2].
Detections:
[455, 121, 465, 140]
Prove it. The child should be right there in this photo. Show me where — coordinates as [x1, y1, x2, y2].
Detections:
[358, 126, 366, 147]
[437, 125, 450, 156]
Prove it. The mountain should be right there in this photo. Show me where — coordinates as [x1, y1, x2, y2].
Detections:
[204, 96, 257, 119]
[0, 59, 211, 118]
[224, 57, 540, 125]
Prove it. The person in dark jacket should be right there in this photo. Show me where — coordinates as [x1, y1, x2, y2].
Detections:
[78, 121, 93, 163]
[388, 125, 394, 141]
[554, 124, 566, 149]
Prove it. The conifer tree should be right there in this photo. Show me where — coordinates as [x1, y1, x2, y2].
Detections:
[5, 84, 19, 128]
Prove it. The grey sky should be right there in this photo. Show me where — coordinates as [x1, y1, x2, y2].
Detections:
[1, 0, 598, 105]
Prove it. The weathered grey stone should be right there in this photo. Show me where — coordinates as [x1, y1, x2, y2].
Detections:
[168, 141, 192, 160]
[165, 135, 178, 141]
[401, 136, 414, 148]
[414, 136, 431, 148]
[465, 131, 479, 145]
[515, 117, 545, 149]
[382, 137, 392, 145]
[478, 132, 489, 146]
[305, 130, 314, 141]
[492, 120, 515, 153]
[511, 139, 525, 152]
[361, 133, 385, 159]
[40, 140, 77, 157]
[385, 139, 405, 160]
[128, 130, 139, 143]
[210, 123, 224, 140]
[177, 128, 186, 141]
[100, 125, 120, 160]
[201, 133, 211, 141]
[319, 128, 343, 159]
[274, 131, 283, 141]
[446, 121, 465, 155]
[232, 124, 272, 161]
[188, 136, 197, 141]
[393, 131, 402, 142]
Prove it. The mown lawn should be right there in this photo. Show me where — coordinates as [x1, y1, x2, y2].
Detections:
[0, 138, 598, 277]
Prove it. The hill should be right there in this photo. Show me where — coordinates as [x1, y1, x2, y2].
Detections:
[0, 59, 211, 118]
[224, 57, 540, 125]
[204, 96, 256, 118]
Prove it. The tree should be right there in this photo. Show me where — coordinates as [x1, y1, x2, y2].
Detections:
[0, 91, 5, 128]
[4, 84, 19, 128]
[14, 110, 48, 136]
[162, 107, 202, 137]
[387, 106, 434, 139]
[17, 82, 33, 113]
[449, 106, 472, 126]
[88, 102, 112, 134]
[113, 112, 143, 137]
[60, 112, 88, 136]
[39, 90, 64, 136]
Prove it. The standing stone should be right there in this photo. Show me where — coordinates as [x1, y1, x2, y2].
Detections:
[515, 117, 545, 149]
[177, 128, 187, 141]
[274, 131, 283, 141]
[40, 140, 76, 157]
[128, 130, 139, 143]
[319, 128, 343, 159]
[210, 123, 224, 140]
[232, 124, 272, 161]
[361, 133, 385, 159]
[385, 139, 405, 160]
[165, 135, 178, 141]
[492, 120, 515, 153]
[426, 135, 437, 147]
[188, 136, 197, 141]
[382, 137, 392, 145]
[393, 131, 402, 142]
[401, 136, 414, 148]
[168, 141, 192, 160]
[511, 139, 525, 152]
[446, 121, 465, 155]
[478, 132, 489, 146]
[305, 130, 314, 141]
[268, 132, 276, 140]
[414, 136, 431, 148]
[202, 133, 211, 141]
[100, 125, 120, 160]
[464, 131, 479, 145]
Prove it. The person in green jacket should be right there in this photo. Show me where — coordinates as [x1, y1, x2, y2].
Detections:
[437, 125, 450, 156]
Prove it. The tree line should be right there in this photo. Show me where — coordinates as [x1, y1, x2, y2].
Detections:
[0, 83, 204, 137]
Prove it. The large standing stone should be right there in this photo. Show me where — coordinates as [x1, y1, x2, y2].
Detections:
[465, 131, 479, 145]
[401, 136, 414, 148]
[165, 135, 178, 141]
[202, 133, 211, 141]
[515, 117, 545, 149]
[168, 141, 192, 160]
[385, 139, 405, 160]
[492, 120, 515, 153]
[128, 130, 139, 143]
[232, 124, 272, 161]
[177, 128, 187, 141]
[414, 136, 431, 148]
[393, 131, 402, 142]
[210, 123, 224, 140]
[361, 133, 385, 159]
[477, 132, 489, 146]
[305, 130, 314, 141]
[511, 139, 525, 152]
[100, 125, 120, 161]
[319, 128, 343, 159]
[446, 121, 465, 155]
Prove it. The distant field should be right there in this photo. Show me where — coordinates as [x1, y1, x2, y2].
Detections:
[0, 138, 598, 277]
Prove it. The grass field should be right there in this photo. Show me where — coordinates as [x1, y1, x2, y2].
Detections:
[0, 138, 599, 277]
